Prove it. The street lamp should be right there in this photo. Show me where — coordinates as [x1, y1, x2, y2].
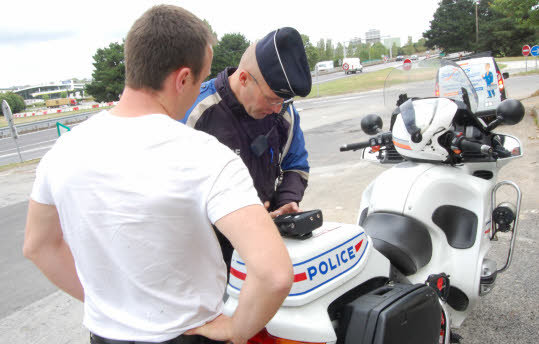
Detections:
[475, 0, 479, 47]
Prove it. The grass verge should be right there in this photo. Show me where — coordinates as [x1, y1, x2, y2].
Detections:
[495, 56, 534, 62]
[512, 69, 539, 77]
[307, 68, 394, 99]
[0, 158, 41, 172]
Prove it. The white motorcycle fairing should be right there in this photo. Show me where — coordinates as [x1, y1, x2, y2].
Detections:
[359, 162, 495, 327]
[224, 222, 390, 343]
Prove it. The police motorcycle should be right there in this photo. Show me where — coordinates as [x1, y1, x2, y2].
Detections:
[223, 59, 525, 344]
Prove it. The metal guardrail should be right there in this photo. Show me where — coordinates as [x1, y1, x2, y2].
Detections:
[0, 111, 97, 139]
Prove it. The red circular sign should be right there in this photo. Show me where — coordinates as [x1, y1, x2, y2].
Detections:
[403, 59, 412, 71]
[522, 45, 531, 56]
[342, 63, 349, 71]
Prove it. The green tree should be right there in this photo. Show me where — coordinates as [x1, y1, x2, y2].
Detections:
[301, 34, 319, 71]
[358, 44, 370, 61]
[423, 0, 477, 53]
[210, 33, 250, 79]
[60, 91, 67, 98]
[347, 42, 361, 59]
[479, 0, 538, 55]
[424, 0, 538, 55]
[491, 0, 539, 31]
[390, 42, 399, 58]
[0, 92, 26, 115]
[370, 42, 388, 60]
[334, 42, 344, 66]
[85, 41, 125, 102]
[414, 38, 427, 53]
[316, 39, 326, 63]
[324, 39, 334, 61]
[42, 94, 50, 101]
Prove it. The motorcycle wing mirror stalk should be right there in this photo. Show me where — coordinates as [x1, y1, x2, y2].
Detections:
[361, 114, 383, 135]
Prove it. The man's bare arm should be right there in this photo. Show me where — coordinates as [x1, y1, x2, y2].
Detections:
[186, 204, 293, 344]
[23, 200, 84, 301]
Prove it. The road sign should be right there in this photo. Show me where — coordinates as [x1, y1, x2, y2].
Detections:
[522, 45, 531, 56]
[2, 100, 18, 139]
[1, 100, 23, 162]
[403, 58, 412, 71]
[531, 45, 539, 57]
[342, 63, 349, 71]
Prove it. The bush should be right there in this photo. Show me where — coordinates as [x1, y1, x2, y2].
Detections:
[0, 92, 26, 115]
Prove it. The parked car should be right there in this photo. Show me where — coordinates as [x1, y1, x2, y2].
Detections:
[410, 55, 418, 60]
[453, 52, 509, 116]
[342, 57, 363, 74]
[395, 55, 404, 61]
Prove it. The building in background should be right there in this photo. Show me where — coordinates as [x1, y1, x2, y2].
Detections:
[365, 29, 381, 44]
[349, 37, 362, 45]
[14, 80, 86, 105]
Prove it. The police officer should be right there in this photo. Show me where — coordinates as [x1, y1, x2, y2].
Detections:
[182, 27, 312, 267]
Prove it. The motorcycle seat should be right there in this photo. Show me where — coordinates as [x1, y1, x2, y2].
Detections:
[362, 212, 432, 275]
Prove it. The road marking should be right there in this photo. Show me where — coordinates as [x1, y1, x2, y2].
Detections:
[0, 127, 57, 142]
[0, 139, 57, 155]
[0, 144, 54, 159]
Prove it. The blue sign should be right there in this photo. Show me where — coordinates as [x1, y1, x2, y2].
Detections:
[531, 45, 539, 57]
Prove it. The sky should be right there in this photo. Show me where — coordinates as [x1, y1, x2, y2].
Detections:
[0, 0, 440, 88]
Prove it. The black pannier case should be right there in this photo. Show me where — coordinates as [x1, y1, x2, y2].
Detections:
[341, 283, 441, 344]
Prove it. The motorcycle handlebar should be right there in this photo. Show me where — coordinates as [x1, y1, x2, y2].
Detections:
[340, 140, 372, 152]
[459, 138, 492, 155]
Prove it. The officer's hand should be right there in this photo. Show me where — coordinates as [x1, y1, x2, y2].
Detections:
[185, 314, 245, 344]
[269, 202, 300, 218]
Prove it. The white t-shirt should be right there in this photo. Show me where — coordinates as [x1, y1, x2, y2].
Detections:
[31, 111, 261, 342]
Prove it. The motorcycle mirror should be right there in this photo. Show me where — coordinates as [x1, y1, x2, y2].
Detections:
[497, 99, 524, 125]
[486, 99, 525, 131]
[361, 114, 383, 135]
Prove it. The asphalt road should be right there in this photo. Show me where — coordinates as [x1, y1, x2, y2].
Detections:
[0, 202, 57, 319]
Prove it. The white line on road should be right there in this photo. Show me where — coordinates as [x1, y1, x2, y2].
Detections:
[0, 144, 54, 159]
[0, 139, 57, 155]
[0, 127, 57, 143]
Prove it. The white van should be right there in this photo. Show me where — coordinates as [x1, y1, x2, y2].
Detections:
[342, 57, 363, 74]
[455, 54, 508, 116]
[315, 60, 334, 72]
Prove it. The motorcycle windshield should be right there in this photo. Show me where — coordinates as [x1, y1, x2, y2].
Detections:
[383, 58, 478, 114]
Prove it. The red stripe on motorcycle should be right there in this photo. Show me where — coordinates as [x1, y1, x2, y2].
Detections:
[355, 240, 364, 252]
[230, 267, 246, 280]
[294, 272, 307, 282]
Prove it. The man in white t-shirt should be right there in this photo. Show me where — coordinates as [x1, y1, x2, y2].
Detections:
[23, 5, 293, 344]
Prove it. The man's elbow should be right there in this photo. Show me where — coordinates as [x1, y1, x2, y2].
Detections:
[267, 262, 294, 296]
[22, 239, 38, 261]
[22, 233, 44, 262]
